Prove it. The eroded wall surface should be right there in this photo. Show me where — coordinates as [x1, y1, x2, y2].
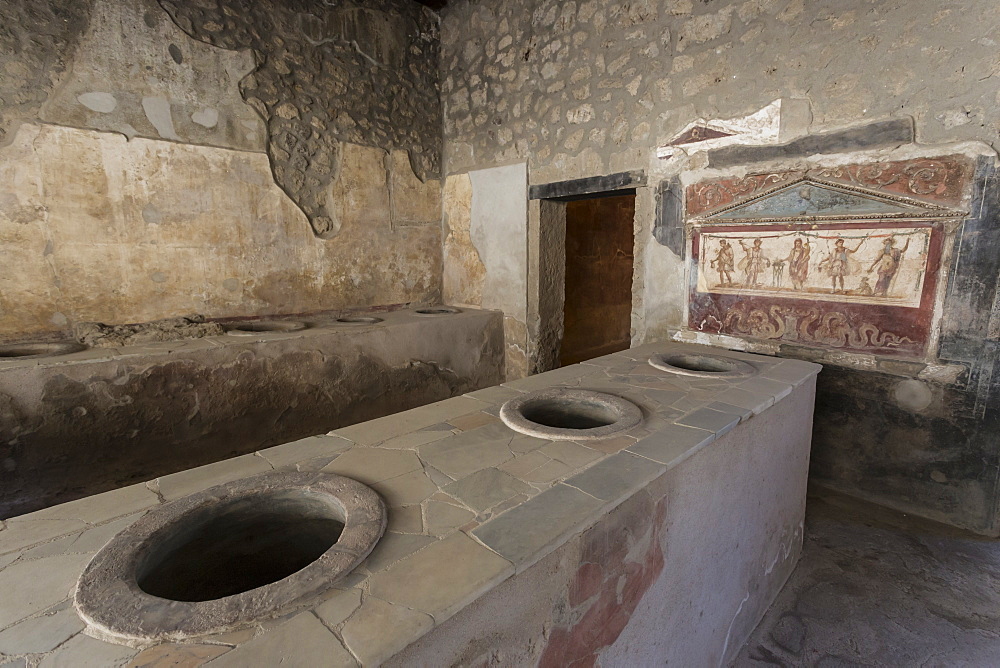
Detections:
[439, 0, 1000, 533]
[0, 309, 505, 518]
[1, 0, 443, 341]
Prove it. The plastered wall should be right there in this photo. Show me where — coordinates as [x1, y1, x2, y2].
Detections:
[0, 0, 443, 341]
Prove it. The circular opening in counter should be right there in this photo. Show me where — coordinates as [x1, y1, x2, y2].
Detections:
[75, 472, 386, 643]
[137, 491, 345, 602]
[648, 352, 757, 379]
[0, 342, 87, 359]
[500, 388, 642, 441]
[224, 320, 307, 335]
[415, 307, 461, 316]
[335, 316, 384, 324]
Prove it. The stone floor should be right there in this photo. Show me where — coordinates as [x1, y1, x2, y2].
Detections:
[734, 487, 1000, 667]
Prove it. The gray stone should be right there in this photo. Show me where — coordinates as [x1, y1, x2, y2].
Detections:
[472, 483, 605, 570]
[564, 452, 665, 503]
[206, 612, 356, 668]
[443, 468, 534, 513]
[341, 596, 434, 667]
[626, 423, 716, 466]
[37, 633, 137, 667]
[0, 606, 82, 654]
[676, 407, 741, 435]
[0, 553, 92, 629]
[418, 423, 517, 478]
[368, 532, 512, 620]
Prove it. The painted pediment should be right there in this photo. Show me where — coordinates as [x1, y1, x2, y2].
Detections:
[699, 178, 958, 222]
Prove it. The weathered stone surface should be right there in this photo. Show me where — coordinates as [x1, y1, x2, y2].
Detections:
[0, 310, 503, 518]
[159, 0, 441, 236]
[0, 125, 441, 340]
[206, 612, 356, 668]
[39, 0, 264, 152]
[442, 173, 485, 307]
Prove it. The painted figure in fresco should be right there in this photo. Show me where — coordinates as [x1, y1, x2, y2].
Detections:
[738, 238, 770, 287]
[856, 277, 874, 295]
[782, 238, 811, 291]
[710, 238, 735, 286]
[867, 236, 911, 296]
[818, 237, 865, 293]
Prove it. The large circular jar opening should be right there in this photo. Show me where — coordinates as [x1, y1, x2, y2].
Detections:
[415, 306, 461, 316]
[500, 388, 642, 441]
[137, 490, 345, 602]
[648, 352, 757, 379]
[336, 316, 384, 324]
[224, 320, 307, 335]
[0, 342, 87, 359]
[75, 472, 386, 644]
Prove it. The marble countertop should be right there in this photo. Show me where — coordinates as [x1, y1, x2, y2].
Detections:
[0, 341, 820, 667]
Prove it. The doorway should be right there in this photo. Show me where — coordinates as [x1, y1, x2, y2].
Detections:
[559, 193, 635, 366]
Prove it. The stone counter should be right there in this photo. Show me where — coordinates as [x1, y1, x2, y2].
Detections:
[0, 307, 504, 518]
[0, 341, 820, 666]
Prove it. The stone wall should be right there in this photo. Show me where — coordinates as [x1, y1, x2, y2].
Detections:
[438, 0, 1000, 533]
[0, 0, 443, 341]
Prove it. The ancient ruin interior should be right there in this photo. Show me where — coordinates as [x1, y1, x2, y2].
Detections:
[1, 0, 999, 665]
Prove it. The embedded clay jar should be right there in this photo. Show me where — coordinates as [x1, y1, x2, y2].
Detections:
[648, 352, 757, 379]
[335, 316, 385, 324]
[500, 388, 643, 441]
[415, 306, 462, 316]
[0, 342, 87, 359]
[224, 320, 308, 335]
[75, 471, 386, 644]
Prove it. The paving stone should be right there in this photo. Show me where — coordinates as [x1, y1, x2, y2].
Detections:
[676, 407, 741, 436]
[509, 433, 552, 453]
[0, 552, 92, 629]
[333, 396, 489, 445]
[422, 465, 455, 487]
[379, 429, 453, 450]
[714, 387, 775, 415]
[368, 532, 512, 620]
[313, 588, 362, 628]
[626, 423, 717, 467]
[361, 532, 437, 573]
[583, 434, 638, 454]
[341, 596, 434, 666]
[155, 454, 272, 501]
[0, 519, 89, 555]
[15, 483, 159, 525]
[472, 484, 606, 571]
[126, 643, 232, 667]
[564, 452, 665, 504]
[499, 451, 552, 478]
[37, 632, 137, 667]
[386, 505, 423, 534]
[22, 514, 143, 560]
[424, 500, 477, 536]
[501, 364, 595, 391]
[322, 448, 423, 485]
[443, 468, 534, 513]
[706, 401, 754, 421]
[448, 411, 501, 431]
[418, 423, 515, 478]
[0, 658, 26, 668]
[539, 441, 603, 469]
[464, 385, 523, 404]
[371, 469, 439, 507]
[206, 612, 355, 668]
[738, 376, 795, 402]
[256, 435, 352, 468]
[0, 606, 83, 655]
[518, 458, 575, 484]
[760, 360, 822, 386]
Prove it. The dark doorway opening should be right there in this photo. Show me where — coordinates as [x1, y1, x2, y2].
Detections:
[560, 193, 635, 366]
